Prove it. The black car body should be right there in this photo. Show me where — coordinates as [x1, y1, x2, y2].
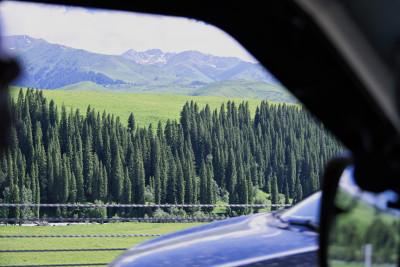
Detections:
[111, 192, 321, 266]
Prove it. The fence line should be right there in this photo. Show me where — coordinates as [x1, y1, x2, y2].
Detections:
[0, 203, 291, 208]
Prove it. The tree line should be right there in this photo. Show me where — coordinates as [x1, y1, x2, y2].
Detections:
[0, 88, 343, 219]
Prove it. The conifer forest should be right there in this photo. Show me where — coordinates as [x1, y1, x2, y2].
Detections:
[0, 89, 343, 219]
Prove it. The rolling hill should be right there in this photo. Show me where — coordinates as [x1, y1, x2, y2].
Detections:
[193, 80, 298, 103]
[53, 79, 299, 103]
[56, 81, 113, 92]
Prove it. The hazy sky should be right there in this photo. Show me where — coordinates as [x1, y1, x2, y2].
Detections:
[0, 1, 258, 62]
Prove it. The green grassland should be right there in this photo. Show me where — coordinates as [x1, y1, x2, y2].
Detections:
[0, 223, 202, 266]
[10, 87, 299, 127]
[86, 79, 299, 104]
[193, 80, 297, 103]
[57, 81, 114, 92]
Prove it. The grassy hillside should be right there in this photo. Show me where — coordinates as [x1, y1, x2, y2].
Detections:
[0, 223, 202, 266]
[194, 79, 298, 103]
[54, 79, 298, 104]
[10, 87, 299, 127]
[57, 81, 113, 92]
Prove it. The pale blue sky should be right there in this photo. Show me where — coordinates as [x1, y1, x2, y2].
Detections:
[0, 1, 258, 62]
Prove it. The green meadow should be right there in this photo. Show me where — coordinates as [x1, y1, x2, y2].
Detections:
[9, 87, 298, 128]
[0, 223, 202, 266]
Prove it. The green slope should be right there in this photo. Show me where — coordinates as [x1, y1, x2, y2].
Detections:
[194, 80, 299, 103]
[62, 82, 199, 95]
[10, 87, 298, 127]
[56, 81, 112, 92]
[52, 79, 298, 104]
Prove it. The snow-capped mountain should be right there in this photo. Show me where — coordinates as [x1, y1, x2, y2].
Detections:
[3, 35, 48, 53]
[121, 49, 278, 83]
[121, 49, 173, 66]
[3, 35, 179, 89]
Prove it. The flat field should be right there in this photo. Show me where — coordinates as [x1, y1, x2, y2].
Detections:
[9, 87, 298, 127]
[0, 222, 202, 266]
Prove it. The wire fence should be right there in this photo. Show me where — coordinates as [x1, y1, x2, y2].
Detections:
[0, 202, 291, 267]
[0, 203, 291, 208]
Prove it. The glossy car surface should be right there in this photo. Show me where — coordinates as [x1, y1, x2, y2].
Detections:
[111, 192, 321, 266]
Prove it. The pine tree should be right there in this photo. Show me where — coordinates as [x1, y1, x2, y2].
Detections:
[72, 152, 84, 202]
[133, 146, 145, 205]
[237, 164, 248, 213]
[128, 113, 135, 132]
[183, 146, 195, 204]
[152, 137, 162, 204]
[166, 156, 177, 204]
[83, 132, 93, 200]
[61, 155, 69, 203]
[284, 178, 290, 204]
[123, 168, 132, 204]
[271, 172, 279, 211]
[154, 165, 161, 204]
[7, 151, 20, 220]
[227, 149, 237, 202]
[101, 165, 108, 202]
[199, 160, 207, 204]
[175, 156, 185, 204]
[48, 100, 58, 126]
[69, 172, 77, 203]
[111, 147, 124, 202]
[206, 163, 215, 204]
[33, 163, 40, 217]
[59, 105, 68, 154]
[295, 181, 303, 203]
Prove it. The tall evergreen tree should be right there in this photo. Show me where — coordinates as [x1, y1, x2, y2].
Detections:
[133, 146, 145, 205]
[271, 172, 279, 211]
[110, 147, 124, 202]
[199, 160, 207, 204]
[128, 113, 135, 132]
[83, 132, 93, 200]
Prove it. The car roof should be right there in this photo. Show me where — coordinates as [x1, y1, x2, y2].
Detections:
[14, 0, 400, 192]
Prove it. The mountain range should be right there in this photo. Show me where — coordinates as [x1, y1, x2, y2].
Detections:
[121, 49, 276, 83]
[4, 35, 297, 103]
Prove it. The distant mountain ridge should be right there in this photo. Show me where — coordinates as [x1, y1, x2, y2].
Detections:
[121, 49, 173, 66]
[4, 35, 182, 89]
[121, 48, 277, 83]
[3, 35, 297, 102]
